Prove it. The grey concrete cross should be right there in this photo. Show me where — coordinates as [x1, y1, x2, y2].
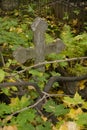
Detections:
[13, 17, 65, 71]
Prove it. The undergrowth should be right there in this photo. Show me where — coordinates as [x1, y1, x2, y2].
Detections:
[0, 3, 87, 130]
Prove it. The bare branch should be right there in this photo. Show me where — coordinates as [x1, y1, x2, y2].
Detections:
[11, 95, 46, 116]
[13, 56, 87, 75]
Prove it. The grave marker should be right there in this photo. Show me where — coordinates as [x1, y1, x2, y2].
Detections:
[13, 17, 65, 71]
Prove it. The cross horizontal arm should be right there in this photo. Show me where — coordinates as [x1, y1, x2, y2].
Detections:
[45, 38, 65, 55]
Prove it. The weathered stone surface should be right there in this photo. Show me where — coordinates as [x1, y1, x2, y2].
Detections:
[13, 17, 65, 71]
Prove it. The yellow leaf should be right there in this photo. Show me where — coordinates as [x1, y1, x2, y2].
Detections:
[14, 12, 19, 16]
[41, 116, 47, 122]
[28, 85, 35, 90]
[78, 80, 86, 90]
[59, 121, 80, 130]
[72, 29, 77, 34]
[59, 122, 68, 130]
[3, 125, 18, 130]
[16, 28, 22, 33]
[68, 108, 82, 119]
[63, 92, 84, 107]
[5, 115, 13, 122]
[52, 125, 58, 130]
[82, 102, 87, 109]
[2, 126, 7, 130]
[72, 19, 78, 26]
[0, 69, 5, 82]
[8, 78, 16, 82]
[10, 97, 20, 109]
[10, 27, 15, 31]
[8, 126, 17, 130]
[57, 90, 64, 95]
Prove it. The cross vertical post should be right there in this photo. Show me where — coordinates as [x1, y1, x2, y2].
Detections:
[31, 17, 48, 71]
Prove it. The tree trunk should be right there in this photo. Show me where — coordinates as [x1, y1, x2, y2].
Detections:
[1, 0, 19, 11]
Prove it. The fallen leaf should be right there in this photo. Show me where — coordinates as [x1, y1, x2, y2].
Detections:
[3, 125, 17, 130]
[41, 116, 47, 122]
[68, 108, 82, 119]
[59, 121, 80, 130]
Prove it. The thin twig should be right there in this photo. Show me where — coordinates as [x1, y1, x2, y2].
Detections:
[11, 95, 46, 116]
[42, 91, 71, 97]
[13, 56, 87, 76]
[0, 52, 5, 67]
[11, 91, 72, 116]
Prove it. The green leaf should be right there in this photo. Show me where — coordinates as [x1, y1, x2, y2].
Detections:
[2, 88, 10, 96]
[0, 103, 11, 117]
[76, 113, 87, 126]
[73, 9, 80, 15]
[0, 69, 5, 82]
[9, 96, 30, 112]
[54, 104, 69, 116]
[63, 92, 84, 107]
[45, 33, 54, 44]
[44, 99, 69, 116]
[18, 123, 35, 130]
[27, 30, 33, 41]
[60, 24, 73, 44]
[36, 122, 51, 130]
[28, 5, 34, 13]
[16, 109, 35, 125]
[44, 99, 56, 113]
[29, 69, 43, 77]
